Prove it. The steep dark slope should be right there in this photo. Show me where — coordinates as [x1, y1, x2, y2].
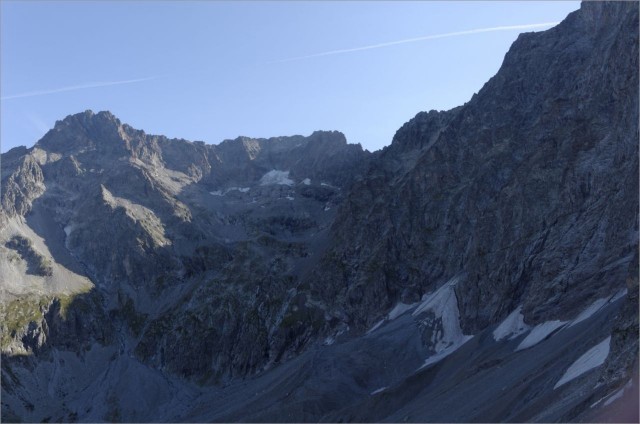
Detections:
[312, 0, 637, 334]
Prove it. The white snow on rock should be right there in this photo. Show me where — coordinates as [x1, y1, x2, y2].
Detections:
[516, 320, 567, 351]
[554, 336, 611, 389]
[497, 289, 623, 346]
[590, 396, 605, 409]
[412, 277, 458, 317]
[302, 178, 311, 185]
[370, 387, 387, 395]
[63, 224, 74, 238]
[591, 379, 633, 408]
[388, 302, 417, 320]
[367, 319, 386, 335]
[210, 187, 250, 196]
[413, 277, 473, 366]
[568, 297, 609, 328]
[493, 305, 531, 341]
[285, 196, 294, 201]
[609, 288, 628, 303]
[366, 302, 416, 335]
[63, 224, 76, 249]
[260, 170, 294, 186]
[419, 337, 473, 369]
[320, 182, 340, 190]
[603, 387, 625, 406]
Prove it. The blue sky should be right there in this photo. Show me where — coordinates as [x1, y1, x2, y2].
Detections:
[1, 1, 580, 153]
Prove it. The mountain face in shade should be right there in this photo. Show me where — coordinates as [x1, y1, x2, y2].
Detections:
[1, 2, 637, 422]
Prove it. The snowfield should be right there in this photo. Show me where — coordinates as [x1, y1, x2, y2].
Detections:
[493, 305, 531, 341]
[568, 297, 609, 328]
[413, 277, 473, 367]
[516, 320, 567, 351]
[554, 336, 611, 389]
[260, 170, 294, 186]
[388, 302, 417, 320]
[209, 187, 250, 196]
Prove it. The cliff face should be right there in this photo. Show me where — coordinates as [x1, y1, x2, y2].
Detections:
[313, 0, 638, 332]
[1, 2, 637, 423]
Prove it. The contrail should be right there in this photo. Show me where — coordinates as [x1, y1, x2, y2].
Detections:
[270, 22, 559, 63]
[1, 76, 158, 100]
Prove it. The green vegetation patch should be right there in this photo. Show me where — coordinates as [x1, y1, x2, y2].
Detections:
[0, 295, 49, 349]
[0, 288, 91, 350]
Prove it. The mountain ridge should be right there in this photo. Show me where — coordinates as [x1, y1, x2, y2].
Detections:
[1, 1, 638, 422]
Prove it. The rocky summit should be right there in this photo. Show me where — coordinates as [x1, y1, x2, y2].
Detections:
[1, 2, 638, 423]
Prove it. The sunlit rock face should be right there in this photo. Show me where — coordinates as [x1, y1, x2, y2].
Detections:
[1, 2, 637, 423]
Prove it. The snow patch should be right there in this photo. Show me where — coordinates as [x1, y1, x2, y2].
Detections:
[493, 306, 531, 341]
[590, 396, 606, 408]
[412, 277, 458, 317]
[302, 178, 311, 185]
[609, 288, 628, 303]
[63, 224, 74, 238]
[413, 277, 473, 367]
[285, 196, 295, 201]
[322, 336, 335, 346]
[420, 337, 473, 369]
[260, 170, 294, 186]
[591, 380, 633, 408]
[602, 387, 625, 406]
[388, 302, 416, 320]
[568, 297, 609, 328]
[210, 187, 250, 196]
[320, 182, 340, 190]
[554, 336, 611, 389]
[366, 302, 416, 335]
[324, 205, 331, 211]
[367, 319, 385, 335]
[516, 320, 567, 351]
[370, 387, 387, 395]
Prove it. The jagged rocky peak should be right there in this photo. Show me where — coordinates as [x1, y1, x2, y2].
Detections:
[55, 109, 121, 129]
[216, 129, 353, 160]
[206, 129, 370, 189]
[37, 110, 125, 154]
[215, 135, 265, 161]
[302, 130, 363, 157]
[387, 109, 458, 154]
[307, 130, 348, 146]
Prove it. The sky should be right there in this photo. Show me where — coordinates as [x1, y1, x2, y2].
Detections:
[1, 1, 580, 153]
